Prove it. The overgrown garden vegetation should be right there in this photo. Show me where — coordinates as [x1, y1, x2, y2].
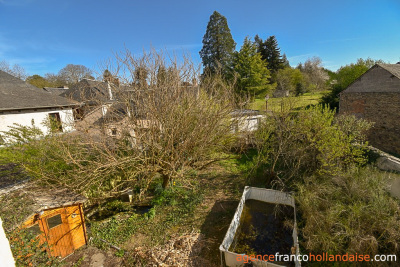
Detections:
[1, 10, 399, 267]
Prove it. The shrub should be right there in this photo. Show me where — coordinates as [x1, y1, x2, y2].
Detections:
[296, 166, 400, 255]
[254, 105, 372, 188]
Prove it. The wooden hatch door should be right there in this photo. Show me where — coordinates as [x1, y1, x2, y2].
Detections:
[42, 209, 74, 258]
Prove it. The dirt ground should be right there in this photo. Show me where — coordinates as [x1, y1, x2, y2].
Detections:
[63, 166, 243, 267]
[63, 246, 122, 267]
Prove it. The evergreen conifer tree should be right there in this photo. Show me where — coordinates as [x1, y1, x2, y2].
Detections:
[255, 35, 284, 73]
[199, 11, 236, 77]
[232, 37, 271, 97]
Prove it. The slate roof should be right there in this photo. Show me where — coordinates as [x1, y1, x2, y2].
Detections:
[341, 64, 400, 94]
[43, 87, 69, 96]
[379, 63, 400, 79]
[0, 70, 77, 111]
[61, 79, 133, 103]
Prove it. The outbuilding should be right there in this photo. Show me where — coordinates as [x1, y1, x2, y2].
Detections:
[339, 63, 400, 155]
[0, 169, 87, 258]
[0, 70, 78, 142]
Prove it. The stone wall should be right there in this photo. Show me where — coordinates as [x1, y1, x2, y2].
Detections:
[340, 92, 400, 155]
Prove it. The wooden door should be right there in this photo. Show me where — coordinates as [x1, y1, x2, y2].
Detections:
[42, 210, 74, 258]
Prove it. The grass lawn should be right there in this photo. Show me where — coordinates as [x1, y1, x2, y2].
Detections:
[250, 91, 327, 112]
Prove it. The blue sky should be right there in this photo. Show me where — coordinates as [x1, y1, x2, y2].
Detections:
[1, 0, 399, 76]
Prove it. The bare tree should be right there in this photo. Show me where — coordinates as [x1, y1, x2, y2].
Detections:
[43, 73, 66, 87]
[0, 60, 27, 80]
[15, 49, 238, 202]
[299, 57, 329, 92]
[58, 64, 93, 84]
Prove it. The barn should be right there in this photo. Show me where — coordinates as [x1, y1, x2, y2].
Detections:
[339, 63, 400, 155]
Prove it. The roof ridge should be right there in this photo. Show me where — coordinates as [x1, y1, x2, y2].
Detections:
[377, 63, 400, 79]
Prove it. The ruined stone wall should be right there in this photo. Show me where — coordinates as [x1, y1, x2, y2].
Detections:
[340, 92, 400, 155]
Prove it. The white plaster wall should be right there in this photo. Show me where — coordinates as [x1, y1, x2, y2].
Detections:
[0, 218, 15, 267]
[232, 115, 264, 133]
[0, 108, 75, 136]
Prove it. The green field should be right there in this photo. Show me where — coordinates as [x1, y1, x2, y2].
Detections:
[250, 91, 327, 112]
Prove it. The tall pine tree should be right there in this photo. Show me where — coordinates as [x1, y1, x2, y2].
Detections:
[199, 11, 236, 77]
[255, 35, 284, 73]
[232, 37, 271, 97]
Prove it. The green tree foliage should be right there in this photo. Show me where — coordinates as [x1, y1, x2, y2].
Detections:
[232, 37, 271, 97]
[254, 35, 284, 74]
[275, 67, 306, 95]
[199, 11, 236, 77]
[321, 58, 383, 110]
[0, 123, 43, 145]
[294, 82, 305, 96]
[26, 74, 52, 89]
[281, 53, 290, 68]
[254, 105, 372, 187]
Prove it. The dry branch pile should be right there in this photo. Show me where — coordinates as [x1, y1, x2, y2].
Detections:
[127, 232, 215, 267]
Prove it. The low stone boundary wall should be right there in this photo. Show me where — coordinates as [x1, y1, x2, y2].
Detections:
[369, 146, 400, 199]
[369, 146, 400, 173]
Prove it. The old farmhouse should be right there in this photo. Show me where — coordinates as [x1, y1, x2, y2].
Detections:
[339, 63, 400, 155]
[0, 70, 77, 141]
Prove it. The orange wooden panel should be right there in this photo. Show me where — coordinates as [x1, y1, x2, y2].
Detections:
[22, 204, 87, 258]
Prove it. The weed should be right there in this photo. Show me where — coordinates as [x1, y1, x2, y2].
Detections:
[115, 249, 125, 257]
[72, 256, 85, 267]
[90, 213, 141, 248]
[296, 166, 400, 255]
[144, 208, 156, 220]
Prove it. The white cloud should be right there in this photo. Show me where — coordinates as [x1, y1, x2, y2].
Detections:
[318, 37, 364, 44]
[287, 53, 314, 64]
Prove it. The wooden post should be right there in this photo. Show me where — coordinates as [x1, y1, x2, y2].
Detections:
[264, 95, 270, 111]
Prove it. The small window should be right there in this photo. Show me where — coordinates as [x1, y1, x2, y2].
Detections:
[47, 214, 62, 229]
[27, 223, 41, 237]
[111, 128, 117, 136]
[48, 112, 63, 132]
[73, 108, 84, 121]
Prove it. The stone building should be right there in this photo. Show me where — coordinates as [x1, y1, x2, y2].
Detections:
[339, 63, 400, 155]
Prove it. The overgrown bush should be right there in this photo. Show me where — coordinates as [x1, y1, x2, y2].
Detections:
[296, 166, 400, 255]
[254, 105, 372, 189]
[90, 181, 203, 250]
[252, 105, 400, 257]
